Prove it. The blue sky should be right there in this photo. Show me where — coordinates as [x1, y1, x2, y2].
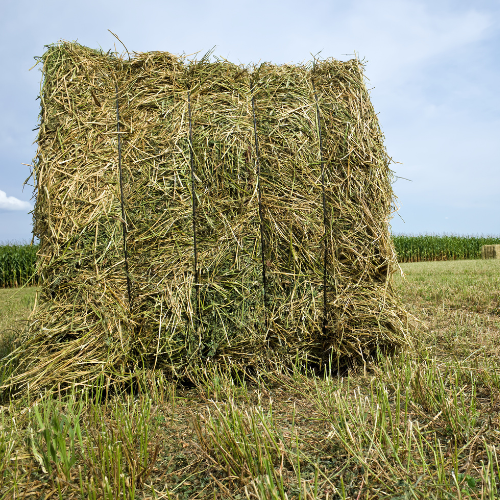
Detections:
[1, 0, 499, 242]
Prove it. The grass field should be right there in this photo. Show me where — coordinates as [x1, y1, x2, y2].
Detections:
[0, 260, 500, 498]
[0, 287, 37, 358]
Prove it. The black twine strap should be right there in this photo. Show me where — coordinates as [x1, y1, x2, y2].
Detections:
[251, 86, 269, 330]
[187, 91, 200, 327]
[115, 84, 133, 309]
[312, 79, 328, 336]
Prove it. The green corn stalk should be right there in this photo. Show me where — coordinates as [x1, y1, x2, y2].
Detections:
[392, 234, 500, 263]
[0, 242, 39, 287]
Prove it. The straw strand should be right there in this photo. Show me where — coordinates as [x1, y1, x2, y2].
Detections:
[251, 88, 269, 332]
[188, 90, 200, 329]
[312, 79, 328, 336]
[115, 83, 133, 310]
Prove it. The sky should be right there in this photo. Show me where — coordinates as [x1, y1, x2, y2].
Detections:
[0, 0, 499, 242]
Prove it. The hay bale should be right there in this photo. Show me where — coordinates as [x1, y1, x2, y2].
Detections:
[3, 42, 408, 393]
[481, 245, 500, 259]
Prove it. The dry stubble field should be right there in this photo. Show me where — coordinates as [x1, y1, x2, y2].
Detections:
[0, 259, 499, 499]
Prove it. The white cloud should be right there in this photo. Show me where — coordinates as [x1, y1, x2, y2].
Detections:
[281, 1, 493, 86]
[0, 190, 32, 211]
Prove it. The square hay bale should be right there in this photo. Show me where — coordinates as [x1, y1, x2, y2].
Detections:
[481, 245, 500, 259]
[4, 42, 408, 393]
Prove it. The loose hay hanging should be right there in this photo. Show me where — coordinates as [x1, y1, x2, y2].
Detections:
[3, 42, 409, 394]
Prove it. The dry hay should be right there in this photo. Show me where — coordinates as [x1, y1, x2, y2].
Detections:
[481, 245, 500, 259]
[2, 42, 409, 395]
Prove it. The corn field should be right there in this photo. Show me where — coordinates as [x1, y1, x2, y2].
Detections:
[393, 234, 500, 263]
[0, 243, 39, 288]
[1, 235, 500, 287]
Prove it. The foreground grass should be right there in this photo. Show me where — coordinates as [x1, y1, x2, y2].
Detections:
[0, 260, 499, 498]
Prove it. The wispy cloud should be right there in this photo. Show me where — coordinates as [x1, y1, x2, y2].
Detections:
[0, 190, 32, 211]
[342, 1, 493, 83]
